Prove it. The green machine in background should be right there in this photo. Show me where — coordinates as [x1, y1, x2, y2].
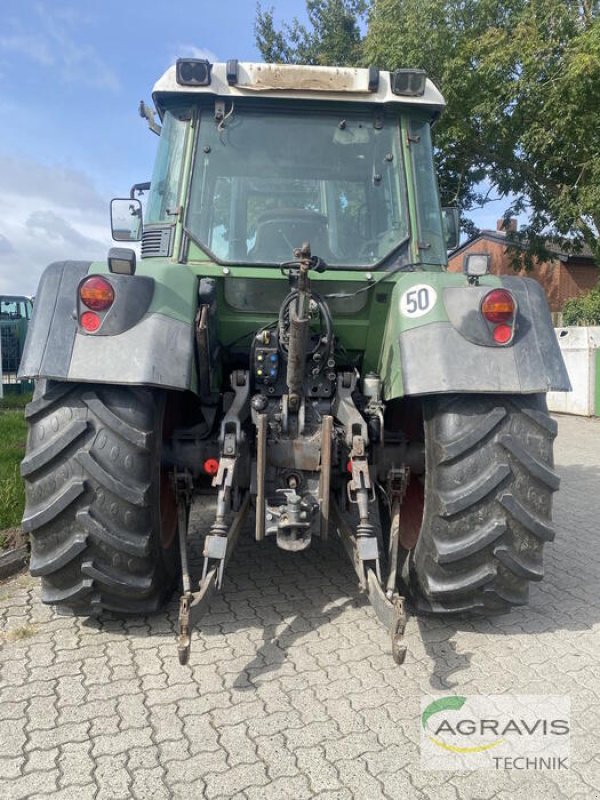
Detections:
[1, 295, 33, 394]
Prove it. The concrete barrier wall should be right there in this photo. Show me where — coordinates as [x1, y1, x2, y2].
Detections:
[547, 327, 600, 416]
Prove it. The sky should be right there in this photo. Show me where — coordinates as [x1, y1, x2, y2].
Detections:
[0, 0, 506, 297]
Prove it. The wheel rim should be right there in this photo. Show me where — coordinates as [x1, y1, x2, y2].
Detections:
[159, 395, 178, 550]
[159, 469, 178, 550]
[398, 478, 424, 550]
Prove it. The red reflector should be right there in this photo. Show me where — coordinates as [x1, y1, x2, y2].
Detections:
[493, 323, 513, 344]
[80, 311, 101, 332]
[203, 458, 219, 476]
[481, 289, 515, 323]
[80, 276, 114, 311]
[346, 460, 353, 473]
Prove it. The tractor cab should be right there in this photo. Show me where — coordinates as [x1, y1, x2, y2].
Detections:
[139, 61, 449, 271]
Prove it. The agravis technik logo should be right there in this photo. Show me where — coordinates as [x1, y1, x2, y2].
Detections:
[420, 695, 570, 771]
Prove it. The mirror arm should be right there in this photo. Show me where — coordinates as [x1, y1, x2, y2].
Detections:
[130, 182, 151, 200]
[139, 100, 162, 136]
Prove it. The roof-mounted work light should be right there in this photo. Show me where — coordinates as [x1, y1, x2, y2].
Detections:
[108, 247, 136, 276]
[176, 58, 212, 86]
[463, 253, 491, 278]
[390, 69, 426, 97]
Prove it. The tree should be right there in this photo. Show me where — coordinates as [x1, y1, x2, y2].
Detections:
[255, 1, 600, 263]
[365, 0, 600, 260]
[255, 1, 367, 66]
[562, 284, 600, 325]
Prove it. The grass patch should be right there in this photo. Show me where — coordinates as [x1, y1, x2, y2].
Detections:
[0, 391, 32, 411]
[0, 574, 35, 599]
[0, 403, 28, 532]
[0, 623, 38, 645]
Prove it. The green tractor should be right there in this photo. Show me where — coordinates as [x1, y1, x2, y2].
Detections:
[1, 295, 33, 388]
[19, 60, 569, 664]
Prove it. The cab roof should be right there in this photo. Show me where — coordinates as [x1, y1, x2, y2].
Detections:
[152, 61, 445, 119]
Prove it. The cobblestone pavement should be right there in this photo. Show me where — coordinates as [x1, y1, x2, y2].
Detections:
[1, 414, 599, 799]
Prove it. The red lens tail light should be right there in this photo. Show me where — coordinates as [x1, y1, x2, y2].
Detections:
[492, 323, 513, 344]
[80, 311, 101, 332]
[80, 276, 115, 311]
[481, 289, 515, 324]
[203, 458, 219, 476]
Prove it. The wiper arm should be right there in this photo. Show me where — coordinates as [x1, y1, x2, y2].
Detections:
[372, 235, 411, 271]
[182, 227, 220, 262]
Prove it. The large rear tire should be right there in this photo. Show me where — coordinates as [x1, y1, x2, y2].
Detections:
[408, 394, 559, 614]
[21, 381, 180, 615]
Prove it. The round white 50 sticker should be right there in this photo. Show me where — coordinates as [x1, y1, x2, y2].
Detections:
[400, 284, 437, 318]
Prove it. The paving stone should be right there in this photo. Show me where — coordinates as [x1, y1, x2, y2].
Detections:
[285, 720, 344, 751]
[218, 722, 258, 767]
[245, 774, 313, 800]
[89, 713, 120, 738]
[149, 703, 183, 743]
[57, 741, 95, 788]
[86, 678, 140, 702]
[323, 731, 382, 762]
[334, 758, 389, 799]
[60, 697, 117, 726]
[54, 675, 86, 708]
[204, 762, 270, 799]
[25, 694, 58, 732]
[28, 786, 98, 800]
[0, 757, 23, 780]
[24, 641, 56, 668]
[295, 745, 344, 794]
[170, 779, 208, 799]
[23, 746, 59, 774]
[3, 769, 59, 800]
[126, 746, 161, 772]
[163, 749, 229, 784]
[26, 721, 91, 752]
[130, 766, 171, 800]
[0, 716, 28, 758]
[145, 682, 201, 708]
[178, 710, 220, 753]
[0, 660, 29, 699]
[94, 753, 131, 800]
[254, 733, 299, 780]
[92, 727, 154, 758]
[156, 738, 191, 762]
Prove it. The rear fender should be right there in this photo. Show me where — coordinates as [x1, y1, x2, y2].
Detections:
[379, 274, 571, 399]
[19, 260, 196, 391]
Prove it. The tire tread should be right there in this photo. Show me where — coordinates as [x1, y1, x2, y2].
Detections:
[411, 394, 557, 614]
[22, 383, 179, 615]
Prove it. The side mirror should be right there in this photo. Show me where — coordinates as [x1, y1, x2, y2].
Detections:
[442, 207, 460, 251]
[111, 198, 142, 242]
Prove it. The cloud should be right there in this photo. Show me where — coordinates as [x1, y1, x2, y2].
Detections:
[0, 33, 55, 66]
[171, 44, 219, 63]
[0, 154, 112, 296]
[0, 235, 14, 255]
[0, 4, 120, 91]
[26, 210, 107, 251]
[0, 155, 107, 213]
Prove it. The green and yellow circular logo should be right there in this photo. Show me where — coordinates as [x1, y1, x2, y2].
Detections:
[422, 696, 504, 754]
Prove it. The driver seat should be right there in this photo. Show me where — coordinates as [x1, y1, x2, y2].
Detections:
[249, 208, 333, 262]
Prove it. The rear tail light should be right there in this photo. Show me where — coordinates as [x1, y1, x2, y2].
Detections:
[492, 323, 513, 344]
[481, 288, 517, 345]
[481, 289, 515, 324]
[80, 311, 101, 332]
[79, 276, 115, 311]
